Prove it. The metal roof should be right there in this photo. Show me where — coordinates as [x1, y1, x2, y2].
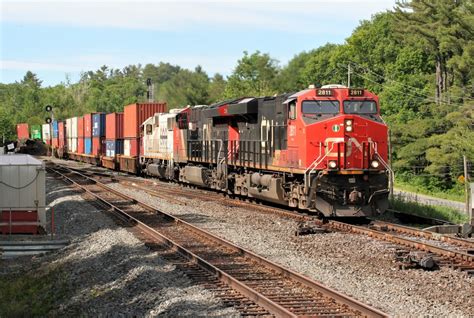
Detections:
[0, 154, 43, 166]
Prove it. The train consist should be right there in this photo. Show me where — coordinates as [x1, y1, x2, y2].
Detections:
[17, 85, 391, 217]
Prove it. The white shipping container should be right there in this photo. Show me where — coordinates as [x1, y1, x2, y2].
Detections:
[71, 117, 78, 138]
[70, 137, 77, 153]
[0, 155, 46, 232]
[124, 139, 131, 156]
[42, 124, 51, 143]
[66, 118, 72, 138]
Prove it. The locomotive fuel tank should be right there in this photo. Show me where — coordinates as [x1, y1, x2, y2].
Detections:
[248, 173, 286, 204]
[182, 166, 211, 187]
[145, 163, 168, 179]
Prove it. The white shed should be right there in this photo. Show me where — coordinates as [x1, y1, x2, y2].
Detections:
[0, 155, 46, 234]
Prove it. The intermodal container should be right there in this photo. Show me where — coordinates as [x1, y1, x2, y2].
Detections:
[58, 122, 66, 148]
[16, 123, 29, 140]
[65, 118, 72, 138]
[77, 116, 84, 137]
[92, 137, 104, 156]
[71, 117, 78, 138]
[123, 138, 139, 157]
[106, 112, 124, 139]
[42, 124, 51, 145]
[92, 113, 106, 137]
[84, 138, 92, 154]
[77, 137, 84, 154]
[105, 140, 124, 157]
[30, 125, 42, 140]
[124, 103, 166, 138]
[52, 120, 59, 138]
[70, 137, 77, 153]
[84, 114, 93, 137]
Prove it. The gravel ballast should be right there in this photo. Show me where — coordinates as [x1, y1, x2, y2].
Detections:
[1, 173, 238, 317]
[108, 180, 474, 317]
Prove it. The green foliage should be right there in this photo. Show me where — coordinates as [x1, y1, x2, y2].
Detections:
[395, 173, 465, 202]
[157, 66, 210, 107]
[224, 51, 279, 98]
[275, 50, 314, 92]
[389, 197, 467, 224]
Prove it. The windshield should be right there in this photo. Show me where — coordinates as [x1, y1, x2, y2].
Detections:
[302, 100, 340, 114]
[343, 100, 377, 114]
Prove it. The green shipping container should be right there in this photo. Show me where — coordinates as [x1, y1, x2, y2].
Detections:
[30, 125, 42, 140]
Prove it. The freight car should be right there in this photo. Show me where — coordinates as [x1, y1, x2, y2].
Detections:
[141, 85, 390, 217]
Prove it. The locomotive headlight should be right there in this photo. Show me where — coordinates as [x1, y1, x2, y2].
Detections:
[370, 160, 380, 169]
[328, 160, 338, 169]
[345, 119, 353, 132]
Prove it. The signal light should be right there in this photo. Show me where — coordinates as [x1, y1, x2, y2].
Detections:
[328, 160, 338, 169]
[370, 160, 380, 168]
[345, 119, 353, 132]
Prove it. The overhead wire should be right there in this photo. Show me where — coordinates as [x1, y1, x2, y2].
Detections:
[347, 60, 474, 103]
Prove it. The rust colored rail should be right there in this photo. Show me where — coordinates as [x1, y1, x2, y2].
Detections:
[48, 164, 387, 318]
[371, 221, 474, 250]
[328, 221, 474, 265]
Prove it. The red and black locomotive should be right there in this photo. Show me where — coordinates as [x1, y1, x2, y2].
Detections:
[142, 85, 390, 217]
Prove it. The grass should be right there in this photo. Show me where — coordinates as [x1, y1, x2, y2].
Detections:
[0, 265, 69, 317]
[389, 197, 468, 224]
[394, 177, 465, 202]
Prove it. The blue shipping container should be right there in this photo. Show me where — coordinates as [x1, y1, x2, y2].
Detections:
[52, 120, 59, 138]
[92, 113, 106, 137]
[105, 139, 124, 157]
[84, 137, 92, 155]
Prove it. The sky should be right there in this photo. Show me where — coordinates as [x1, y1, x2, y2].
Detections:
[0, 0, 396, 86]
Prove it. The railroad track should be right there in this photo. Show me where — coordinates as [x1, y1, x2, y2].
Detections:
[47, 163, 387, 317]
[52, 161, 474, 274]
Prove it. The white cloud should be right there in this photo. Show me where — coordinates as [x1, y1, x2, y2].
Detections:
[1, 0, 396, 32]
[0, 53, 240, 76]
[1, 59, 88, 72]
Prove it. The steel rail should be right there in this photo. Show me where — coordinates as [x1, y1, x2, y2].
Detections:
[328, 221, 474, 264]
[114, 173, 474, 266]
[116, 175, 474, 258]
[371, 221, 474, 249]
[48, 164, 387, 318]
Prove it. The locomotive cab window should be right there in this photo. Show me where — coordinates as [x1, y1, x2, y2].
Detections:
[302, 100, 339, 114]
[343, 100, 377, 114]
[145, 124, 153, 135]
[177, 113, 188, 129]
[289, 102, 297, 120]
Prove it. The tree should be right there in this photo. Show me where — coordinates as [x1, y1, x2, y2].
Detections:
[276, 50, 314, 92]
[208, 73, 227, 103]
[394, 0, 474, 104]
[224, 51, 279, 98]
[157, 66, 210, 107]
